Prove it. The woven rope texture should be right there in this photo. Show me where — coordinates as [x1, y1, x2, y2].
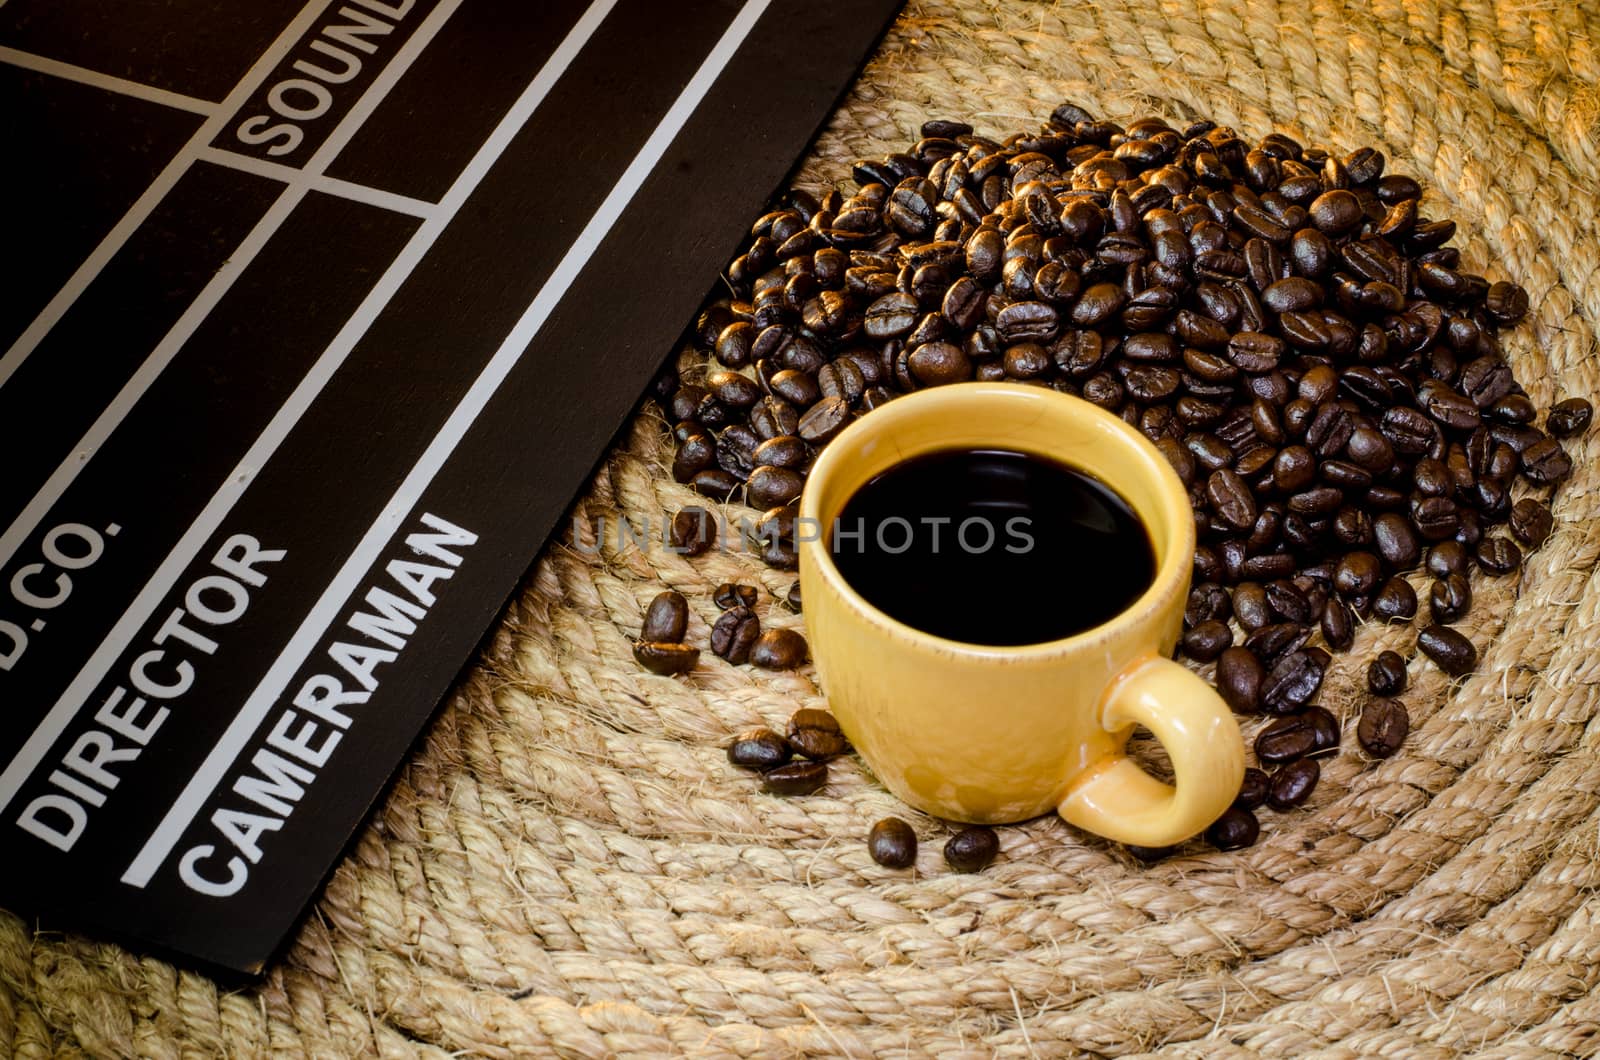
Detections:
[5, 0, 1600, 1055]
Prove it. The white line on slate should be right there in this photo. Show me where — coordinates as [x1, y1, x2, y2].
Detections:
[0, 46, 219, 115]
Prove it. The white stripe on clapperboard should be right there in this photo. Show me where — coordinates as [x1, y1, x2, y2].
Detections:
[123, 0, 772, 887]
[0, 0, 465, 580]
[0, 46, 219, 115]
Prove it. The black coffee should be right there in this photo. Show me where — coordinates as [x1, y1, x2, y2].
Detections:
[829, 447, 1155, 646]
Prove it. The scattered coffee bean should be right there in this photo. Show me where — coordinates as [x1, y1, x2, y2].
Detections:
[786, 579, 803, 611]
[944, 826, 999, 872]
[1476, 535, 1522, 575]
[632, 641, 700, 676]
[711, 606, 761, 664]
[1235, 767, 1269, 810]
[1256, 715, 1318, 763]
[642, 590, 689, 643]
[1508, 499, 1552, 548]
[1372, 576, 1418, 622]
[1429, 574, 1472, 624]
[670, 506, 718, 555]
[1418, 623, 1478, 676]
[787, 708, 846, 760]
[868, 817, 918, 868]
[1205, 806, 1260, 850]
[751, 627, 808, 669]
[1357, 698, 1409, 757]
[1547, 397, 1593, 437]
[713, 582, 760, 610]
[762, 759, 827, 796]
[1268, 759, 1320, 810]
[727, 728, 792, 770]
[1368, 650, 1408, 696]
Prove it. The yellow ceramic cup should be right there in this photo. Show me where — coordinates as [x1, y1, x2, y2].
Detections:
[797, 382, 1243, 847]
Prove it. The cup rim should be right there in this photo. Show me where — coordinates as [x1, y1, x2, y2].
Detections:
[797, 382, 1194, 659]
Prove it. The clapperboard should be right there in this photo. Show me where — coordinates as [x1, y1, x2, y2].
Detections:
[0, 0, 899, 975]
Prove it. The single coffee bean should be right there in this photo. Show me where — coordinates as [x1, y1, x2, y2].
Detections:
[1372, 512, 1421, 569]
[747, 465, 805, 510]
[1476, 535, 1522, 575]
[1373, 576, 1418, 622]
[632, 641, 700, 676]
[1547, 397, 1593, 437]
[1256, 715, 1318, 763]
[1305, 705, 1341, 753]
[908, 341, 973, 386]
[1321, 596, 1354, 650]
[1265, 580, 1311, 624]
[671, 507, 719, 555]
[1309, 189, 1363, 235]
[944, 826, 999, 872]
[1368, 650, 1408, 695]
[710, 606, 761, 664]
[1268, 759, 1320, 810]
[1429, 573, 1472, 624]
[1236, 767, 1270, 810]
[1521, 437, 1572, 484]
[1412, 497, 1462, 541]
[786, 579, 802, 611]
[1261, 649, 1326, 713]
[762, 759, 827, 796]
[642, 590, 690, 642]
[1205, 806, 1260, 851]
[727, 728, 792, 770]
[1334, 551, 1382, 597]
[1484, 280, 1529, 324]
[1186, 582, 1232, 627]
[691, 465, 742, 499]
[1358, 698, 1410, 757]
[751, 628, 808, 669]
[1508, 498, 1553, 548]
[1182, 619, 1233, 662]
[1426, 540, 1470, 578]
[1331, 506, 1373, 547]
[1414, 458, 1452, 497]
[1418, 623, 1477, 676]
[786, 708, 846, 760]
[1262, 276, 1323, 314]
[1216, 647, 1265, 713]
[1246, 622, 1313, 669]
[1232, 583, 1272, 631]
[868, 817, 918, 868]
[672, 432, 717, 482]
[1207, 468, 1257, 530]
[714, 582, 760, 610]
[798, 396, 852, 443]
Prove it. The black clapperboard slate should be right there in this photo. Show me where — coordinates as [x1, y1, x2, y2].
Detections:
[0, 0, 900, 975]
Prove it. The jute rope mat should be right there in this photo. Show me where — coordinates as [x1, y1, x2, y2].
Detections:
[6, 0, 1600, 1055]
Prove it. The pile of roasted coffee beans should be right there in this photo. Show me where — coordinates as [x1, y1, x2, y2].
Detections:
[650, 102, 1592, 858]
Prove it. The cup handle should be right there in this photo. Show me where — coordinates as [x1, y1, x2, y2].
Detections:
[1057, 654, 1244, 847]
